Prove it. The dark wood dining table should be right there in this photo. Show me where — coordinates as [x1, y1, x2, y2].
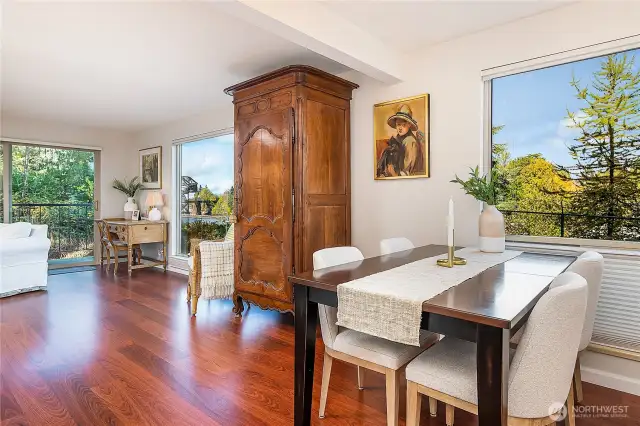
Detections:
[288, 244, 575, 426]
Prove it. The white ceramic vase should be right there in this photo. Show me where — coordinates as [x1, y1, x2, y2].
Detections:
[479, 203, 505, 253]
[124, 197, 138, 220]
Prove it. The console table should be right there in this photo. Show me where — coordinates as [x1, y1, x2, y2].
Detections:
[103, 219, 168, 276]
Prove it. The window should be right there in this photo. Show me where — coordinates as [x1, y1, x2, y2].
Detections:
[174, 132, 234, 256]
[0, 141, 97, 263]
[489, 47, 640, 244]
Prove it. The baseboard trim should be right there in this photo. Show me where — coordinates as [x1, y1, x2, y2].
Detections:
[167, 265, 188, 275]
[582, 366, 640, 396]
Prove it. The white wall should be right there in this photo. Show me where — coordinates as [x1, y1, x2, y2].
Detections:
[1, 114, 136, 218]
[343, 1, 640, 395]
[343, 1, 640, 257]
[131, 106, 233, 264]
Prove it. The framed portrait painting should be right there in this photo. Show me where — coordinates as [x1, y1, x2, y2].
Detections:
[139, 146, 162, 189]
[374, 94, 430, 180]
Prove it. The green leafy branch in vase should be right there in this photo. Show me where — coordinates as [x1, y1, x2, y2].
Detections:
[450, 166, 499, 206]
[112, 176, 144, 198]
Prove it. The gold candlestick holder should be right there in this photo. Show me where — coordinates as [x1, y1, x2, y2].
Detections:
[436, 230, 467, 267]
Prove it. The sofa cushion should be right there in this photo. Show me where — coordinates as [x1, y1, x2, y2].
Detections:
[0, 222, 32, 240]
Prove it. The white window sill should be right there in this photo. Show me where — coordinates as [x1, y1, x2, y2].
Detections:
[506, 239, 640, 258]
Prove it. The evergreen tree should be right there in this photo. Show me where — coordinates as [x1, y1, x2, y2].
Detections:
[562, 53, 640, 240]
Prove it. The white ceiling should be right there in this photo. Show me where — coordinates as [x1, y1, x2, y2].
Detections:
[2, 1, 569, 132]
[323, 0, 568, 51]
[1, 2, 348, 131]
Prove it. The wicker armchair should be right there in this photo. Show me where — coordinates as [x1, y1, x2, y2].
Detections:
[187, 224, 234, 316]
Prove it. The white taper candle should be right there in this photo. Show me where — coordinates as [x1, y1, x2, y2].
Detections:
[447, 197, 454, 247]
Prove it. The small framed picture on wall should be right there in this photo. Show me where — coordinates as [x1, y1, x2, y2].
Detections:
[132, 210, 140, 221]
[139, 146, 162, 189]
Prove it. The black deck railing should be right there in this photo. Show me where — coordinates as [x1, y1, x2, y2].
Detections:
[11, 203, 94, 260]
[501, 209, 640, 239]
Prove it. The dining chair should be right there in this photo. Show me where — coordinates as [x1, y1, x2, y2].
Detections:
[380, 236, 444, 417]
[511, 250, 604, 404]
[380, 237, 415, 255]
[313, 247, 439, 426]
[405, 271, 588, 426]
[566, 251, 604, 403]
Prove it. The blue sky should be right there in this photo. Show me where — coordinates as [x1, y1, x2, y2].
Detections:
[492, 48, 640, 167]
[182, 133, 234, 194]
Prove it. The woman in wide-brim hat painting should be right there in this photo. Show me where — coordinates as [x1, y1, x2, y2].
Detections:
[376, 103, 426, 178]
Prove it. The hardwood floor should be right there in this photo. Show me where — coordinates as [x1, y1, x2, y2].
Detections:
[1, 268, 638, 425]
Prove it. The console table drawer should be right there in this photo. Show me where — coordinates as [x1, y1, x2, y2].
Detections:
[130, 223, 164, 244]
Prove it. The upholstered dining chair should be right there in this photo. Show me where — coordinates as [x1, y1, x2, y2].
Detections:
[380, 236, 444, 417]
[565, 251, 604, 403]
[510, 250, 604, 404]
[380, 237, 415, 256]
[405, 272, 588, 426]
[313, 247, 439, 426]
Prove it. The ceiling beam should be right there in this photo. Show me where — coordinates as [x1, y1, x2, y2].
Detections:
[220, 0, 406, 83]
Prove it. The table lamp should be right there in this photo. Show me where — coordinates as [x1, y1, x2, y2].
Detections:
[145, 191, 164, 221]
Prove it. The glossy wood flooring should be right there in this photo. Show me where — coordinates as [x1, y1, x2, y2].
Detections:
[1, 268, 639, 425]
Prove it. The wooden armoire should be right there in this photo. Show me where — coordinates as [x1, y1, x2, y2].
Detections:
[224, 65, 358, 316]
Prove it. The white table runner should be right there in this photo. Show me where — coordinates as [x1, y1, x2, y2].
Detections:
[336, 248, 522, 346]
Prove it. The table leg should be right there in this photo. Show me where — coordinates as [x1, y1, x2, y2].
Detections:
[476, 324, 509, 426]
[127, 244, 133, 277]
[294, 284, 318, 426]
[163, 229, 168, 272]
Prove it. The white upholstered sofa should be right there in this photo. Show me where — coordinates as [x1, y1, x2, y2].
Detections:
[0, 222, 51, 297]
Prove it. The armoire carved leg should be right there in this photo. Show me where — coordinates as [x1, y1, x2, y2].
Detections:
[233, 295, 245, 318]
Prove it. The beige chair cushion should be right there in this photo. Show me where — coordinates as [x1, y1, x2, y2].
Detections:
[406, 338, 517, 402]
[406, 338, 479, 404]
[333, 328, 437, 370]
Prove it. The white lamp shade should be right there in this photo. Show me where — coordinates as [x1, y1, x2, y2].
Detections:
[145, 191, 164, 208]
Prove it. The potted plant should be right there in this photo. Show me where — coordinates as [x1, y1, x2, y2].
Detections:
[113, 177, 144, 220]
[451, 166, 505, 252]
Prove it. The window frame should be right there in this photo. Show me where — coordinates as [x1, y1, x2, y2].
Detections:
[170, 128, 234, 259]
[482, 36, 640, 250]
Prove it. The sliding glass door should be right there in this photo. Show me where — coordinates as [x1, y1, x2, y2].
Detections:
[1, 141, 99, 267]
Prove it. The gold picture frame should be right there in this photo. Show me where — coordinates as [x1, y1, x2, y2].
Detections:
[139, 146, 162, 189]
[374, 94, 430, 180]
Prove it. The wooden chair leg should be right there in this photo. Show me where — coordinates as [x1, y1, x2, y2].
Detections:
[105, 246, 111, 271]
[446, 404, 455, 426]
[191, 295, 199, 316]
[187, 282, 192, 302]
[113, 248, 119, 275]
[429, 397, 437, 417]
[406, 381, 421, 426]
[385, 368, 400, 426]
[567, 382, 576, 426]
[100, 243, 104, 267]
[319, 352, 333, 418]
[357, 366, 364, 390]
[573, 358, 583, 404]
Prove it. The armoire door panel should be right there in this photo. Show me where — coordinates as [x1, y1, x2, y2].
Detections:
[238, 126, 285, 223]
[237, 227, 290, 301]
[304, 100, 347, 195]
[302, 205, 347, 272]
[235, 108, 293, 300]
